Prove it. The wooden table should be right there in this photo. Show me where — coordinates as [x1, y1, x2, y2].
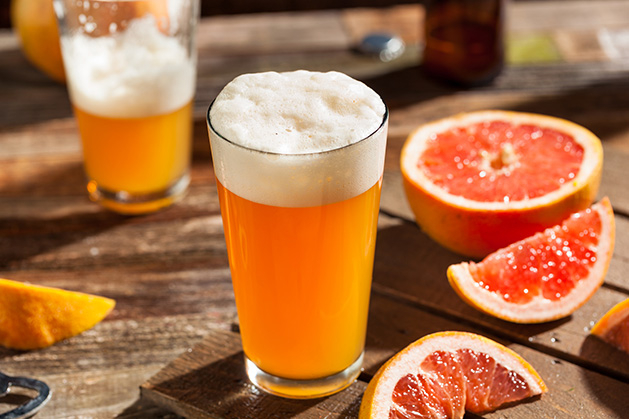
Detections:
[1, 1, 628, 417]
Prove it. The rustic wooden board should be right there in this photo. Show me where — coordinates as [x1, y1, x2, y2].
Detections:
[1, 147, 626, 418]
[141, 327, 368, 419]
[507, 0, 629, 32]
[0, 314, 234, 418]
[141, 293, 629, 419]
[1, 2, 629, 417]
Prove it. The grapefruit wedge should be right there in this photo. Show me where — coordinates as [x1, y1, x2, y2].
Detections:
[591, 298, 629, 353]
[448, 198, 615, 323]
[359, 331, 547, 419]
[401, 110, 603, 258]
[0, 278, 115, 350]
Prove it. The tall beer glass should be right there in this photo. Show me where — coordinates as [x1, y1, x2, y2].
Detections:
[207, 70, 388, 398]
[54, 0, 199, 214]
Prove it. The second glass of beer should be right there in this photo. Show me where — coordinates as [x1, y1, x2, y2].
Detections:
[208, 70, 388, 398]
[54, 0, 199, 214]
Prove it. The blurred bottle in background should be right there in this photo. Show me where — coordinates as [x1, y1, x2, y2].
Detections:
[422, 0, 505, 86]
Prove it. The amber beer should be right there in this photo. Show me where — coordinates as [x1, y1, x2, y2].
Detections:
[73, 101, 193, 212]
[55, 0, 198, 214]
[215, 179, 381, 380]
[208, 71, 388, 398]
[423, 0, 505, 85]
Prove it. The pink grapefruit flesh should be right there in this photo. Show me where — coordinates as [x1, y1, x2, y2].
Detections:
[448, 198, 615, 323]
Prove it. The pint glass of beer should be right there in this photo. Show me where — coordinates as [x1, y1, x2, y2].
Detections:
[54, 0, 199, 214]
[207, 71, 388, 398]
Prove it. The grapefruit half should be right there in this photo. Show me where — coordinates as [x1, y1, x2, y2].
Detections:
[359, 331, 547, 419]
[591, 298, 629, 353]
[400, 110, 603, 258]
[447, 198, 615, 324]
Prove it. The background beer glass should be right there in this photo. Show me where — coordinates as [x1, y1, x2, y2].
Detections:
[54, 0, 199, 214]
[207, 71, 388, 398]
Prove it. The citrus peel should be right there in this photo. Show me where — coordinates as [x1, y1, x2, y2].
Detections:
[0, 278, 115, 350]
[591, 298, 629, 353]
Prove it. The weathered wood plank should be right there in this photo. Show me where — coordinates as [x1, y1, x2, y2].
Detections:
[142, 327, 366, 419]
[508, 0, 629, 32]
[0, 118, 212, 192]
[0, 263, 236, 323]
[197, 0, 418, 17]
[0, 313, 234, 418]
[340, 4, 423, 45]
[601, 146, 629, 215]
[377, 74, 629, 150]
[141, 294, 629, 419]
[0, 314, 232, 377]
[0, 184, 222, 271]
[197, 9, 350, 55]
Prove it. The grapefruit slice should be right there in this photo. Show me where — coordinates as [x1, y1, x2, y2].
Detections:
[359, 331, 547, 419]
[400, 110, 603, 258]
[590, 298, 629, 353]
[447, 198, 615, 323]
[0, 278, 115, 350]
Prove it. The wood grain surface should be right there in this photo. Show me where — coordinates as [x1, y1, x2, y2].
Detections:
[1, 1, 628, 418]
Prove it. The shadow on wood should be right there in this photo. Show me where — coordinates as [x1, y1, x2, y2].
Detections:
[579, 334, 629, 384]
[579, 335, 629, 416]
[0, 210, 130, 271]
[140, 328, 347, 419]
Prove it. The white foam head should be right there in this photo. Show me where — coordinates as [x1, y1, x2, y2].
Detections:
[208, 70, 388, 207]
[60, 15, 196, 118]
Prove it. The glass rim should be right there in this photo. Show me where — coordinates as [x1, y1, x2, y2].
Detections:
[206, 97, 389, 157]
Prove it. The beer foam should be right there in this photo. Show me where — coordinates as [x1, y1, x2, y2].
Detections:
[210, 71, 386, 154]
[61, 15, 196, 118]
[208, 71, 388, 207]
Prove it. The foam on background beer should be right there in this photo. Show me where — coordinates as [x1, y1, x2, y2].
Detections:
[61, 15, 195, 119]
[209, 70, 387, 208]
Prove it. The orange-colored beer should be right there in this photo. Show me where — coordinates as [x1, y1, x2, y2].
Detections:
[73, 101, 192, 194]
[217, 178, 382, 380]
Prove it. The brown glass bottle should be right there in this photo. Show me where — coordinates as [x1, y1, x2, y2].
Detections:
[422, 0, 505, 86]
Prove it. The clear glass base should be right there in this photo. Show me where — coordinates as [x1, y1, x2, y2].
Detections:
[86, 173, 190, 215]
[244, 352, 363, 399]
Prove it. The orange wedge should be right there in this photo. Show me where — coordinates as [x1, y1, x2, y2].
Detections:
[591, 298, 629, 353]
[359, 331, 547, 418]
[11, 0, 66, 83]
[447, 198, 615, 323]
[0, 278, 115, 350]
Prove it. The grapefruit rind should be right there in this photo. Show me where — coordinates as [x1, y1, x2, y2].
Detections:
[447, 198, 615, 324]
[359, 331, 547, 419]
[401, 110, 603, 258]
[0, 278, 116, 350]
[590, 298, 629, 352]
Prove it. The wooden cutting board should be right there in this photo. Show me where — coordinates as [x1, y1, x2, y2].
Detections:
[140, 327, 366, 419]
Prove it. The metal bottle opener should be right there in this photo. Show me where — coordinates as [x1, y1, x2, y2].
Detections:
[0, 372, 51, 419]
